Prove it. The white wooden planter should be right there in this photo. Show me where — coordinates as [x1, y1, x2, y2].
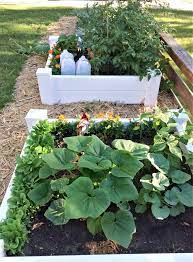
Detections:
[36, 36, 161, 106]
[0, 109, 192, 262]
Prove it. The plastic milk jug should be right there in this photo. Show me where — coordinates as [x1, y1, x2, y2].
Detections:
[76, 56, 91, 75]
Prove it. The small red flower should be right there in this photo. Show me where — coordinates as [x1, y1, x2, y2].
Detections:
[48, 49, 53, 54]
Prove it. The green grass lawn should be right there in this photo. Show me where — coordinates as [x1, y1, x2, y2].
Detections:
[0, 5, 192, 109]
[150, 8, 193, 56]
[0, 5, 75, 109]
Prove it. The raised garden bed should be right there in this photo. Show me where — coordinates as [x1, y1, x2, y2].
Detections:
[0, 108, 193, 261]
[36, 1, 164, 106]
[36, 66, 161, 106]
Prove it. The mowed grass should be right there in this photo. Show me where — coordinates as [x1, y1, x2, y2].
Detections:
[0, 5, 76, 109]
[150, 8, 193, 56]
[0, 6, 192, 109]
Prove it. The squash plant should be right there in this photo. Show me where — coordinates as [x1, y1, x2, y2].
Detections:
[28, 135, 146, 248]
[1, 110, 193, 254]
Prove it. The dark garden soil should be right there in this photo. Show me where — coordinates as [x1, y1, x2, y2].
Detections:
[21, 207, 193, 256]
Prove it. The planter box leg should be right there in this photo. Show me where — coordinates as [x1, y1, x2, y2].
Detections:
[25, 109, 48, 132]
[36, 68, 59, 105]
[144, 76, 161, 107]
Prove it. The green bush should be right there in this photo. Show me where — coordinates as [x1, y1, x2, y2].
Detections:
[78, 0, 165, 77]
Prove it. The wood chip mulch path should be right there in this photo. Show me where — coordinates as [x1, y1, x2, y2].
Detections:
[0, 16, 179, 203]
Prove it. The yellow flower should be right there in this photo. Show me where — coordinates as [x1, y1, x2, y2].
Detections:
[58, 114, 66, 121]
[55, 64, 61, 69]
[107, 112, 114, 120]
[113, 115, 120, 121]
[95, 112, 105, 118]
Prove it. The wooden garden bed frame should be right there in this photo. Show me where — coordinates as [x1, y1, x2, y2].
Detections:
[160, 33, 193, 115]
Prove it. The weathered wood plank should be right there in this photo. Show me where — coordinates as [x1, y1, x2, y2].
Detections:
[161, 33, 193, 83]
[166, 64, 193, 115]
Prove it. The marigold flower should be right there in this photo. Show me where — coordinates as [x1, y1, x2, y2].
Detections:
[107, 112, 114, 120]
[55, 64, 61, 69]
[58, 114, 66, 121]
[48, 49, 53, 54]
[55, 54, 60, 59]
[95, 112, 105, 118]
[114, 115, 120, 121]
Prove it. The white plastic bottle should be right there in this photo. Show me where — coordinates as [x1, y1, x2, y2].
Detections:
[60, 50, 74, 65]
[76, 56, 91, 75]
[61, 57, 75, 75]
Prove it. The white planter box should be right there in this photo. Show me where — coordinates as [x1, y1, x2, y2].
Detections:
[36, 36, 161, 106]
[0, 109, 192, 262]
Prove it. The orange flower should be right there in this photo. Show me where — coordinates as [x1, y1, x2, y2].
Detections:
[58, 114, 66, 121]
[95, 112, 105, 118]
[107, 112, 114, 120]
[55, 64, 61, 69]
[55, 54, 60, 59]
[48, 49, 53, 54]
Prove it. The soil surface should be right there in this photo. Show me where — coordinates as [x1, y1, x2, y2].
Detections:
[21, 207, 193, 256]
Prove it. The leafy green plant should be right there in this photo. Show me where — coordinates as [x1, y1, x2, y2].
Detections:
[1, 110, 193, 254]
[27, 135, 144, 248]
[78, 1, 165, 77]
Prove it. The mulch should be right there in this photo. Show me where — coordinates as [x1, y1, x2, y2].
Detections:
[0, 16, 179, 203]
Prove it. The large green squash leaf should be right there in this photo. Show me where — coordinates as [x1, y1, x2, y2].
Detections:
[101, 175, 138, 204]
[51, 178, 69, 193]
[28, 180, 52, 206]
[39, 164, 58, 179]
[101, 210, 136, 248]
[85, 135, 111, 158]
[45, 199, 69, 225]
[78, 155, 112, 172]
[80, 168, 107, 183]
[42, 148, 76, 170]
[111, 150, 143, 178]
[64, 177, 110, 218]
[112, 139, 149, 160]
[64, 136, 93, 152]
[147, 153, 170, 174]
